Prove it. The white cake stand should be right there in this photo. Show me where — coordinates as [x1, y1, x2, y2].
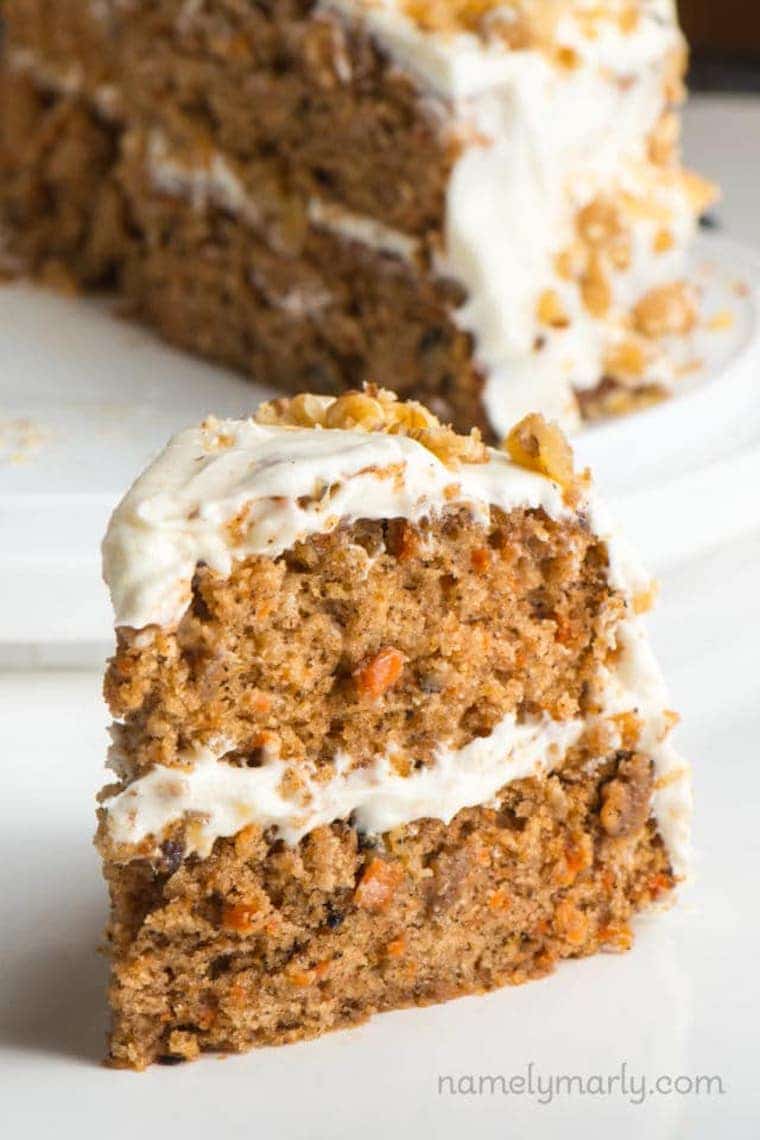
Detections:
[1, 233, 758, 660]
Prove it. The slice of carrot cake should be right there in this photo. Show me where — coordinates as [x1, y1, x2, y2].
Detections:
[1, 1, 716, 434]
[98, 387, 690, 1068]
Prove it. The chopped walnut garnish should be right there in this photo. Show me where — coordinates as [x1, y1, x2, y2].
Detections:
[633, 582, 659, 614]
[401, 0, 564, 48]
[255, 392, 331, 427]
[612, 710, 643, 749]
[536, 288, 570, 328]
[554, 241, 587, 281]
[705, 309, 735, 332]
[391, 1, 647, 63]
[649, 110, 680, 167]
[680, 169, 720, 216]
[577, 379, 667, 421]
[504, 413, 576, 491]
[581, 252, 612, 318]
[632, 282, 698, 339]
[652, 227, 675, 254]
[255, 384, 488, 470]
[604, 337, 649, 383]
[576, 197, 632, 270]
[324, 392, 388, 431]
[600, 753, 654, 839]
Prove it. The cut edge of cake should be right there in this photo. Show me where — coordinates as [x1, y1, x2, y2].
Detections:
[97, 387, 690, 1068]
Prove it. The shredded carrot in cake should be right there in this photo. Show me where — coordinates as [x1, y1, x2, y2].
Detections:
[354, 647, 406, 700]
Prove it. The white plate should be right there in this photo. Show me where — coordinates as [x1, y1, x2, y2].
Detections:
[1, 233, 758, 654]
[2, 530, 759, 1138]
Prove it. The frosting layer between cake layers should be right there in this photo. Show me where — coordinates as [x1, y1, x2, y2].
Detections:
[104, 619, 690, 876]
[101, 413, 691, 879]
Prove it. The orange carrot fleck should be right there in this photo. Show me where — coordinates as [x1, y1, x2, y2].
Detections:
[221, 901, 261, 934]
[647, 872, 674, 899]
[287, 969, 313, 988]
[354, 647, 405, 700]
[598, 922, 633, 953]
[355, 856, 402, 912]
[470, 546, 490, 573]
[488, 888, 512, 911]
[554, 898, 589, 946]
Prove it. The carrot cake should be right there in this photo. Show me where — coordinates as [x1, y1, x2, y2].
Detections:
[1, 1, 716, 435]
[98, 387, 690, 1068]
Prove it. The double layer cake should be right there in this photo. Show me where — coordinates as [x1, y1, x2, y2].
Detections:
[1, 1, 715, 434]
[98, 388, 690, 1067]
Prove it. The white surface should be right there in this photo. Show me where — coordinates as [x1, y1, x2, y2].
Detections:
[683, 95, 760, 247]
[1, 532, 758, 1136]
[0, 229, 758, 650]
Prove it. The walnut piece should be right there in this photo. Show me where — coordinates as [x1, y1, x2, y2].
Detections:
[504, 413, 576, 490]
[255, 384, 488, 470]
[600, 752, 654, 839]
[633, 282, 698, 339]
[536, 288, 570, 328]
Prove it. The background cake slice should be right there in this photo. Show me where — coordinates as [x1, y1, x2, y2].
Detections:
[98, 388, 690, 1068]
[1, 1, 716, 435]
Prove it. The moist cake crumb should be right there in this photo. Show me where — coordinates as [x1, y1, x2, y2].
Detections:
[97, 390, 691, 1067]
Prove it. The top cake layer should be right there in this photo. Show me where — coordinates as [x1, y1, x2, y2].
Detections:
[103, 388, 621, 630]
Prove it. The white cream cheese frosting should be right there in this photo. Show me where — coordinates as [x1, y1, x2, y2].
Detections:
[104, 714, 584, 854]
[102, 615, 690, 877]
[318, 0, 696, 432]
[101, 409, 690, 876]
[102, 416, 574, 630]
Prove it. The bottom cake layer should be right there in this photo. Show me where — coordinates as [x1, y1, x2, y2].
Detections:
[104, 748, 673, 1069]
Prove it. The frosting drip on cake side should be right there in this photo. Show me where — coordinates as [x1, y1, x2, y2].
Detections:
[320, 0, 699, 433]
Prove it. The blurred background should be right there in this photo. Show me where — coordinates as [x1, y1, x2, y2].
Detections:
[680, 0, 760, 90]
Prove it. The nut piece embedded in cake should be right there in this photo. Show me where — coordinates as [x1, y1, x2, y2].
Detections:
[97, 390, 690, 1067]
